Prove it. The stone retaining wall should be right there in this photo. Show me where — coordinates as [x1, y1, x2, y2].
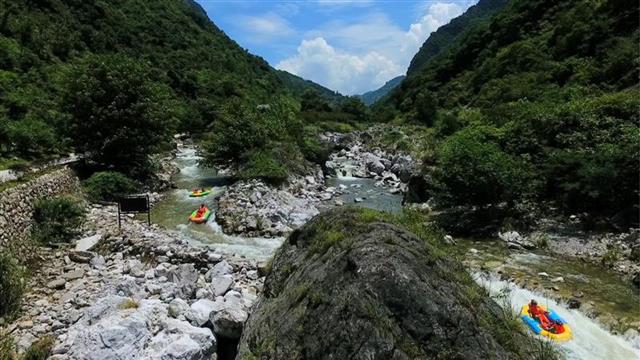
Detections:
[0, 167, 81, 251]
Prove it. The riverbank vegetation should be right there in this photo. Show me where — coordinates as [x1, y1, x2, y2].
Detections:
[377, 0, 639, 228]
[32, 197, 85, 245]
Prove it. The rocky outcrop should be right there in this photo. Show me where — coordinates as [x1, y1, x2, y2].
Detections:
[236, 208, 538, 359]
[216, 172, 326, 237]
[56, 296, 216, 360]
[0, 167, 80, 252]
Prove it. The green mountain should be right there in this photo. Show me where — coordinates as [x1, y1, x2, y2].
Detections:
[276, 70, 346, 105]
[358, 75, 405, 106]
[384, 0, 639, 225]
[406, 0, 509, 77]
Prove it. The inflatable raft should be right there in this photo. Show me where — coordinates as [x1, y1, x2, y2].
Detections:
[189, 189, 212, 197]
[521, 305, 573, 342]
[189, 209, 211, 224]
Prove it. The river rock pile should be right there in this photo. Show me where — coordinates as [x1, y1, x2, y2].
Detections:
[216, 168, 330, 237]
[323, 133, 415, 190]
[4, 204, 264, 359]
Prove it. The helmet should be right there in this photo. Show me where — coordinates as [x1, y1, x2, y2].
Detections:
[530, 299, 537, 305]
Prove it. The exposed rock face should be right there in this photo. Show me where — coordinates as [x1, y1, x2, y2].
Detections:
[216, 175, 324, 237]
[57, 296, 216, 359]
[236, 208, 534, 359]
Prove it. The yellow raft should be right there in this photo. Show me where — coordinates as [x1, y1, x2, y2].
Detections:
[520, 305, 573, 342]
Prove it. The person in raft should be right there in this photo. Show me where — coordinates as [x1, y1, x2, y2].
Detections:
[195, 203, 207, 217]
[549, 319, 565, 334]
[193, 188, 203, 194]
[528, 299, 552, 329]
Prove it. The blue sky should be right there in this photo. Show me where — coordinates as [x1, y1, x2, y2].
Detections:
[195, 0, 477, 95]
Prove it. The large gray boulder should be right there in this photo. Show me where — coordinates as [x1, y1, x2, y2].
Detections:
[236, 208, 542, 360]
[58, 296, 216, 360]
[364, 153, 385, 175]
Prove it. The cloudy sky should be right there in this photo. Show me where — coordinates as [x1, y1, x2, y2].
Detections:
[196, 0, 477, 95]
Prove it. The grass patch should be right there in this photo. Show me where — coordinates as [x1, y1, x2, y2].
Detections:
[0, 331, 16, 360]
[601, 246, 620, 267]
[0, 158, 30, 171]
[0, 251, 26, 318]
[22, 336, 54, 360]
[118, 298, 139, 310]
[309, 230, 345, 256]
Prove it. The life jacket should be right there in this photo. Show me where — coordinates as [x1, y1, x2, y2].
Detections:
[529, 304, 543, 316]
[551, 322, 565, 334]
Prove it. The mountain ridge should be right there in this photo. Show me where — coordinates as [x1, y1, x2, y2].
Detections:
[358, 75, 405, 106]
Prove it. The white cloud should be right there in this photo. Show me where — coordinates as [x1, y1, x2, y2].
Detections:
[276, 2, 469, 94]
[237, 13, 295, 42]
[406, 3, 464, 45]
[277, 37, 401, 95]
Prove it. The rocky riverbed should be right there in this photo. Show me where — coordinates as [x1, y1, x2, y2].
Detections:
[215, 132, 415, 238]
[3, 204, 267, 359]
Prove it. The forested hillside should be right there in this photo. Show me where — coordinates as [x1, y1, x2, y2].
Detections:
[0, 0, 336, 181]
[358, 75, 405, 106]
[276, 70, 345, 105]
[406, 0, 508, 76]
[381, 0, 639, 227]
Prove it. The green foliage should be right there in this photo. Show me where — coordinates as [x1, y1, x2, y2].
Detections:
[82, 171, 139, 202]
[0, 332, 16, 360]
[300, 90, 333, 112]
[62, 54, 179, 177]
[237, 149, 290, 186]
[22, 337, 54, 360]
[435, 126, 532, 207]
[413, 90, 437, 125]
[203, 97, 313, 183]
[278, 73, 345, 106]
[434, 111, 463, 138]
[383, 0, 639, 223]
[32, 196, 85, 244]
[0, 252, 26, 318]
[340, 97, 369, 122]
[0, 0, 309, 173]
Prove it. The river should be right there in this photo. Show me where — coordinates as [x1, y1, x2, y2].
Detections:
[477, 273, 640, 359]
[150, 145, 639, 359]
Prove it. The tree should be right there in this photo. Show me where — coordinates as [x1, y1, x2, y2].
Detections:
[435, 126, 531, 207]
[301, 90, 331, 112]
[413, 90, 437, 125]
[62, 54, 180, 178]
[340, 96, 368, 121]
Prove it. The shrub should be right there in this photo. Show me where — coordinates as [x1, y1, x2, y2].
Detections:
[237, 150, 289, 186]
[22, 336, 54, 360]
[0, 252, 26, 317]
[32, 197, 85, 244]
[83, 171, 138, 202]
[299, 136, 332, 166]
[435, 126, 532, 207]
